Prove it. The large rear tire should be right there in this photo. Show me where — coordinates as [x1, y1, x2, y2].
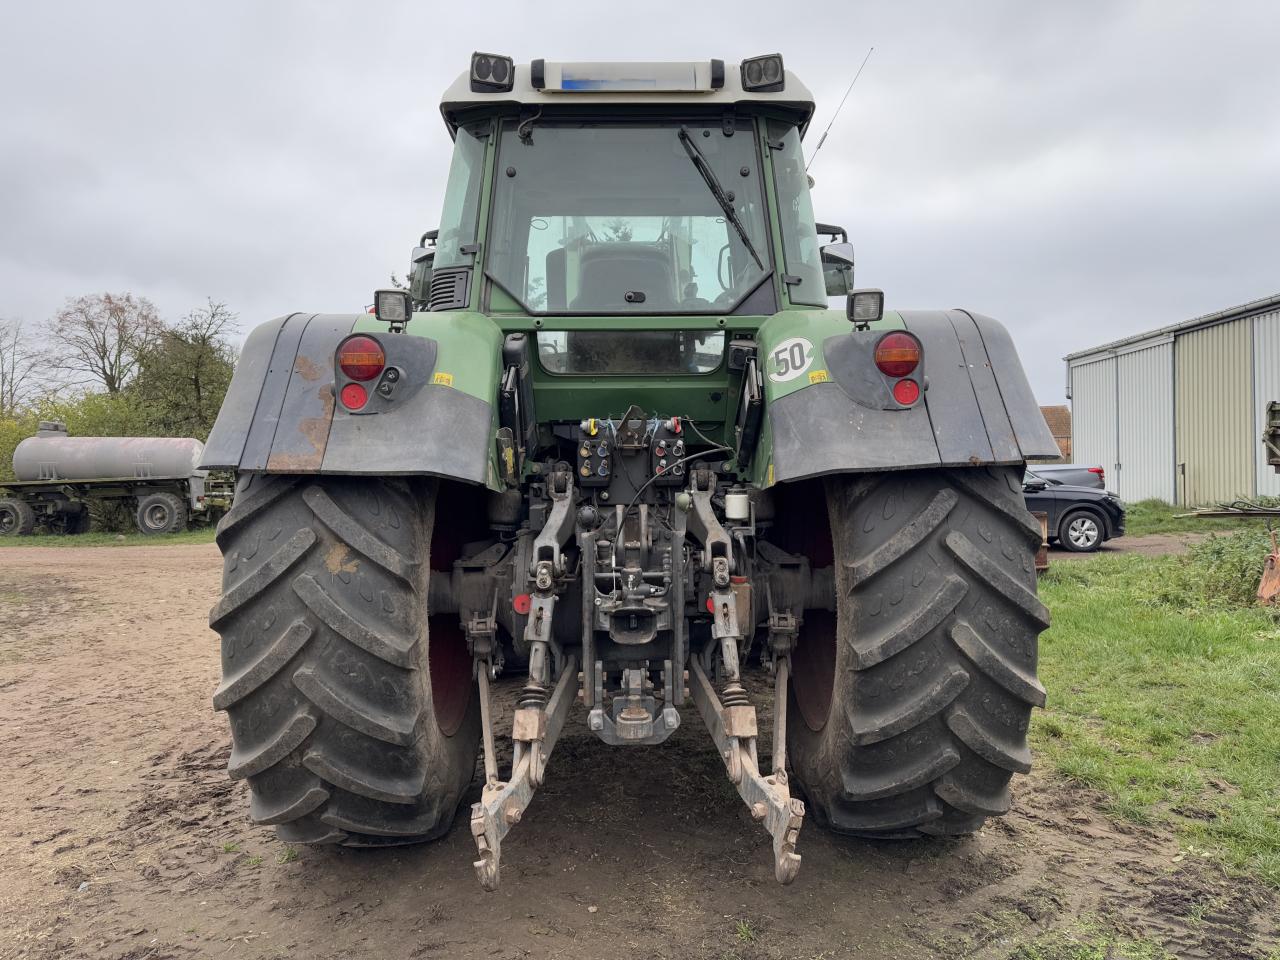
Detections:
[211, 474, 479, 846]
[786, 466, 1048, 837]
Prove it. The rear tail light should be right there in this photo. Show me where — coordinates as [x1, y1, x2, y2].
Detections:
[340, 382, 368, 410]
[1089, 466, 1105, 479]
[892, 379, 920, 405]
[874, 332, 921, 378]
[338, 335, 386, 381]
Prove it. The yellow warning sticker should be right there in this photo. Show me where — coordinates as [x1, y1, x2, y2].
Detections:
[808, 369, 829, 384]
[767, 462, 775, 487]
[433, 372, 454, 387]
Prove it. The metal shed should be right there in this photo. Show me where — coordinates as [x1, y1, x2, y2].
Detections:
[1254, 306, 1280, 497]
[1065, 293, 1280, 505]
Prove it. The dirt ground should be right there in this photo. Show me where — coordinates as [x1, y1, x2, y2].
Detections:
[1, 544, 1276, 960]
[1050, 532, 1212, 559]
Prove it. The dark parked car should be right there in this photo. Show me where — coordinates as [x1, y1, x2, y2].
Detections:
[1023, 470, 1125, 552]
[1030, 463, 1106, 489]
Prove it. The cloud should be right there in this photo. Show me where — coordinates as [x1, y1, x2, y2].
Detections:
[1, 0, 1276, 402]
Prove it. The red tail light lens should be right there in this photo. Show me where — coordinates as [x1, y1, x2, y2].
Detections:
[1088, 466, 1105, 476]
[340, 382, 368, 410]
[338, 335, 386, 381]
[874, 332, 921, 378]
[892, 378, 920, 405]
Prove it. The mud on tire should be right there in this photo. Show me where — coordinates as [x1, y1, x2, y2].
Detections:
[210, 473, 479, 846]
[785, 466, 1048, 838]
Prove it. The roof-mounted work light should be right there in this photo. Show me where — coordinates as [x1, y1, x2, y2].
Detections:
[740, 53, 785, 92]
[470, 52, 514, 92]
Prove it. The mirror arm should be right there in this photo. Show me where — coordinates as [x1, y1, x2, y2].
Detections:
[815, 221, 848, 244]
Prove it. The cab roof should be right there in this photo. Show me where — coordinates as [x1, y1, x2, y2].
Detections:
[439, 59, 816, 137]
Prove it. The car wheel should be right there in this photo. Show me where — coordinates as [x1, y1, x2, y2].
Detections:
[1059, 509, 1103, 552]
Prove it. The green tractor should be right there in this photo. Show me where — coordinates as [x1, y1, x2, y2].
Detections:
[203, 53, 1056, 889]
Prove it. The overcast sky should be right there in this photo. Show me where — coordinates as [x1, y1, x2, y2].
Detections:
[2, 1, 1277, 403]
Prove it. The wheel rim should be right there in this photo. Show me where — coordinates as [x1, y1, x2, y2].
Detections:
[1068, 516, 1099, 548]
[791, 610, 836, 732]
[146, 504, 169, 529]
[428, 617, 472, 736]
[0, 508, 14, 535]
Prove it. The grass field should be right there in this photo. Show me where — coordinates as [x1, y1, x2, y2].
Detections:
[1035, 545, 1280, 886]
[1123, 498, 1271, 537]
[0, 525, 218, 547]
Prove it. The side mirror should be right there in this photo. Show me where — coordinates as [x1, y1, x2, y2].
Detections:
[409, 245, 435, 305]
[1023, 477, 1048, 492]
[820, 241, 855, 296]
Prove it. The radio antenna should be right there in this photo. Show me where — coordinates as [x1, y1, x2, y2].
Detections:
[806, 46, 874, 172]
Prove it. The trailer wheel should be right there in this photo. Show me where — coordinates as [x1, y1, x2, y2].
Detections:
[211, 474, 479, 846]
[786, 467, 1048, 838]
[135, 492, 186, 535]
[0, 498, 36, 537]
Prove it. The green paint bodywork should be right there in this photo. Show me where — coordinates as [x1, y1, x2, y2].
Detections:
[355, 110, 908, 491]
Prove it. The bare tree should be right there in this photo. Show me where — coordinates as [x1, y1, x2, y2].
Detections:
[50, 293, 162, 393]
[0, 318, 40, 417]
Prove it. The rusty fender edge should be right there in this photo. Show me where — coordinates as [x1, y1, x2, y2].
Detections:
[769, 310, 1059, 483]
[200, 313, 492, 484]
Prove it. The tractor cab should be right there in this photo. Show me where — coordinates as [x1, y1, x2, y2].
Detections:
[407, 55, 841, 334]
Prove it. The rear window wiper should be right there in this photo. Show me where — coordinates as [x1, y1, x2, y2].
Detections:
[677, 126, 764, 271]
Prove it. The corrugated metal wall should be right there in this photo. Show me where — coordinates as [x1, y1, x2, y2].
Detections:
[1254, 309, 1280, 497]
[1069, 357, 1116, 481]
[1116, 342, 1175, 502]
[1175, 320, 1253, 504]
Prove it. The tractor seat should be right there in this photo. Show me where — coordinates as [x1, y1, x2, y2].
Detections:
[569, 243, 676, 311]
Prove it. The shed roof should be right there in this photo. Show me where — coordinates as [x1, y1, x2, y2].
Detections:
[1063, 292, 1280, 363]
[1039, 405, 1071, 438]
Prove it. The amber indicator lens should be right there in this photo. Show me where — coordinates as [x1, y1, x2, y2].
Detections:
[338, 336, 386, 381]
[874, 332, 921, 378]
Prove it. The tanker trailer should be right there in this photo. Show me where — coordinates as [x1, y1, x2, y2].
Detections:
[0, 421, 231, 536]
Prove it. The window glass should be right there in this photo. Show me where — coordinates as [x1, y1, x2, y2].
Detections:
[536, 331, 725, 375]
[434, 124, 487, 271]
[768, 120, 825, 306]
[488, 120, 769, 314]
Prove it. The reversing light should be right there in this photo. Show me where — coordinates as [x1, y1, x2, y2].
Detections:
[874, 332, 921, 378]
[340, 382, 368, 410]
[740, 53, 785, 92]
[338, 335, 386, 381]
[470, 52, 514, 92]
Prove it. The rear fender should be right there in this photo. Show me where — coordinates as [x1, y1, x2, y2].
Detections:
[201, 312, 503, 487]
[753, 308, 1057, 485]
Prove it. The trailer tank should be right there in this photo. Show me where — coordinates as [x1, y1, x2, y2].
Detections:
[13, 422, 208, 482]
